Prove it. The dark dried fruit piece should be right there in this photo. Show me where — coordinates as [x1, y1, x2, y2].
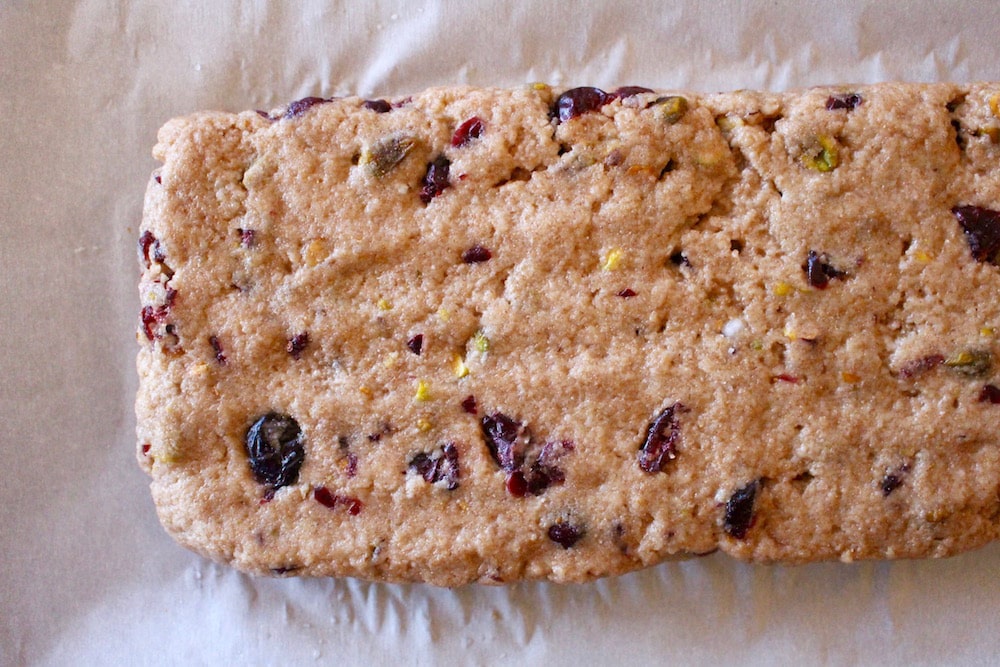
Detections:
[408, 442, 461, 490]
[313, 486, 363, 515]
[548, 521, 584, 548]
[979, 384, 1000, 403]
[345, 452, 358, 478]
[286, 332, 309, 360]
[617, 288, 636, 298]
[363, 99, 392, 113]
[523, 440, 572, 495]
[638, 403, 684, 473]
[138, 230, 164, 268]
[209, 335, 227, 365]
[723, 480, 760, 539]
[461, 395, 478, 414]
[826, 93, 863, 110]
[419, 155, 451, 204]
[554, 87, 609, 122]
[612, 86, 654, 99]
[669, 251, 691, 267]
[407, 333, 424, 355]
[505, 471, 528, 497]
[461, 245, 492, 263]
[451, 116, 485, 147]
[899, 354, 945, 378]
[880, 465, 910, 496]
[245, 413, 305, 489]
[481, 412, 525, 472]
[237, 228, 256, 248]
[284, 96, 329, 119]
[804, 250, 847, 289]
[952, 205, 1000, 264]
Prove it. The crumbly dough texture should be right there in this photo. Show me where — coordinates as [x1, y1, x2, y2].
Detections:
[137, 83, 1000, 585]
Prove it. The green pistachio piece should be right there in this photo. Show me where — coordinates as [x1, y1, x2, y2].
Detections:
[944, 349, 993, 377]
[801, 135, 838, 172]
[360, 133, 415, 178]
[655, 96, 689, 124]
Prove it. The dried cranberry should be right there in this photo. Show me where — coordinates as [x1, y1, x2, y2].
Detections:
[461, 395, 478, 414]
[611, 86, 654, 99]
[771, 374, 799, 384]
[407, 333, 424, 355]
[237, 228, 256, 248]
[154, 174, 161, 184]
[451, 116, 485, 147]
[345, 452, 358, 478]
[554, 87, 609, 122]
[723, 480, 760, 539]
[804, 250, 847, 289]
[209, 335, 227, 365]
[141, 444, 151, 455]
[638, 403, 684, 473]
[505, 471, 528, 497]
[481, 412, 524, 472]
[363, 99, 392, 113]
[138, 230, 165, 268]
[979, 384, 1000, 403]
[617, 288, 637, 298]
[245, 413, 305, 489]
[286, 332, 309, 359]
[952, 205, 1000, 265]
[461, 245, 492, 263]
[255, 110, 272, 120]
[899, 354, 945, 378]
[826, 94, 863, 110]
[548, 522, 584, 548]
[419, 155, 451, 204]
[523, 440, 572, 495]
[314, 486, 363, 515]
[284, 96, 329, 119]
[140, 305, 169, 341]
[669, 251, 691, 267]
[408, 442, 460, 490]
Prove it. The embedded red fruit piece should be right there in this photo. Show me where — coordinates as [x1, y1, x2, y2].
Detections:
[554, 87, 610, 122]
[287, 332, 309, 359]
[638, 403, 684, 473]
[255, 110, 272, 120]
[461, 395, 478, 414]
[408, 442, 461, 490]
[451, 116, 485, 147]
[481, 412, 524, 472]
[505, 471, 528, 497]
[723, 480, 760, 539]
[284, 96, 329, 119]
[345, 452, 358, 478]
[899, 354, 945, 378]
[419, 155, 451, 204]
[611, 86, 654, 99]
[140, 305, 170, 341]
[154, 174, 161, 184]
[524, 440, 573, 495]
[804, 250, 847, 289]
[979, 384, 1000, 403]
[137, 230, 165, 268]
[826, 93, 863, 110]
[363, 99, 392, 113]
[141, 444, 151, 455]
[461, 245, 492, 263]
[771, 374, 799, 384]
[245, 413, 305, 489]
[407, 333, 424, 355]
[209, 335, 227, 365]
[237, 228, 256, 248]
[617, 288, 637, 298]
[952, 205, 1000, 265]
[548, 521, 584, 548]
[313, 486, 363, 515]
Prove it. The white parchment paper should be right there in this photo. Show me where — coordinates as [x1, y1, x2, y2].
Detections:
[3, 1, 1000, 664]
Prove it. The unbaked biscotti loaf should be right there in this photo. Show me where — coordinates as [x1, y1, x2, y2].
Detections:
[137, 83, 1000, 585]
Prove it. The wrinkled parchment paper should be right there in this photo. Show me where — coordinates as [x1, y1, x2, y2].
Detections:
[3, 1, 1000, 664]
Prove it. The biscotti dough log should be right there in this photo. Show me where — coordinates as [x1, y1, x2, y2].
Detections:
[137, 83, 1000, 585]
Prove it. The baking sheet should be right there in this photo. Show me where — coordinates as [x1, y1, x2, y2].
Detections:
[3, 1, 1000, 664]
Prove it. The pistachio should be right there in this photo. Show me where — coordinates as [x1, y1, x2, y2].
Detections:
[944, 349, 992, 377]
[801, 135, 838, 172]
[360, 133, 415, 178]
[655, 96, 689, 124]
[473, 330, 491, 353]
